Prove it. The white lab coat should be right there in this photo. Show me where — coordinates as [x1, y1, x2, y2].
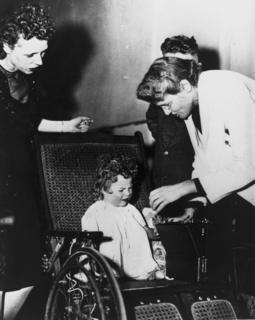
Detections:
[185, 70, 255, 204]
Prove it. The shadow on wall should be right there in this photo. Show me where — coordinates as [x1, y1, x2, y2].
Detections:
[39, 22, 95, 119]
[199, 47, 220, 70]
[0, 0, 21, 19]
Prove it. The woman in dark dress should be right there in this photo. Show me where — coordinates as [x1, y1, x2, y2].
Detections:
[0, 3, 91, 319]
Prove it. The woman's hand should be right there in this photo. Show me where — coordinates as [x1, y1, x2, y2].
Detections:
[168, 207, 196, 223]
[64, 116, 93, 133]
[149, 180, 197, 213]
[38, 117, 93, 133]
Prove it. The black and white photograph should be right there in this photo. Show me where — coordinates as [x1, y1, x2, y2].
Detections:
[0, 0, 255, 319]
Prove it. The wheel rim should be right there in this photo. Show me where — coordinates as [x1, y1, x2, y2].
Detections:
[45, 248, 127, 320]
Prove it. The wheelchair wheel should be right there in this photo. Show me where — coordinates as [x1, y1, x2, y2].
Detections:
[45, 247, 127, 320]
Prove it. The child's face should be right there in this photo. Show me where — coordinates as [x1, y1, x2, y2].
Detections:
[103, 175, 133, 207]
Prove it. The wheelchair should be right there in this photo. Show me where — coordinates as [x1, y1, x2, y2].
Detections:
[35, 131, 244, 320]
[44, 231, 126, 320]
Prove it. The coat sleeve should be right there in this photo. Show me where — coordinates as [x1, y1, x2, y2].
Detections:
[197, 76, 255, 203]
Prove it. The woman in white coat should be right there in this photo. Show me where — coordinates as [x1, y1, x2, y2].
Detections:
[137, 56, 255, 280]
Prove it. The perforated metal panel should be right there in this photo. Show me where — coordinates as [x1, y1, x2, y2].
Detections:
[191, 299, 237, 320]
[134, 302, 183, 320]
[38, 135, 149, 232]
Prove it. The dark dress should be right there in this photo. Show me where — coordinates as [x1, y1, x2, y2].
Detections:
[0, 66, 43, 291]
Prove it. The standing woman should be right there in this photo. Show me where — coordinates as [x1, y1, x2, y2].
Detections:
[0, 3, 90, 319]
[137, 56, 255, 280]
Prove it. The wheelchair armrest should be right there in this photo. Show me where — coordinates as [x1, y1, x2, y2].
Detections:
[42, 230, 111, 274]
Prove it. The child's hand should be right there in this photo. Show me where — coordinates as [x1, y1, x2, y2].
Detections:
[142, 207, 157, 219]
[142, 207, 157, 228]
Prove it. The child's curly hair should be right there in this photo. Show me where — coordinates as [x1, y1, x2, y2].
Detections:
[0, 2, 55, 59]
[93, 153, 138, 201]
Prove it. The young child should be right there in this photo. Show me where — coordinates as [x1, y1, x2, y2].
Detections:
[81, 153, 164, 280]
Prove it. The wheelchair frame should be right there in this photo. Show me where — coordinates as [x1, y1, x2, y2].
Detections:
[34, 131, 241, 320]
[35, 131, 151, 320]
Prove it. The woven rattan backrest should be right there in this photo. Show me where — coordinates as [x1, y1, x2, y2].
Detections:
[35, 132, 150, 232]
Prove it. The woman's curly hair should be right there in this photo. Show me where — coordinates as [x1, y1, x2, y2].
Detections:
[136, 57, 199, 103]
[0, 2, 55, 58]
[92, 153, 138, 201]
